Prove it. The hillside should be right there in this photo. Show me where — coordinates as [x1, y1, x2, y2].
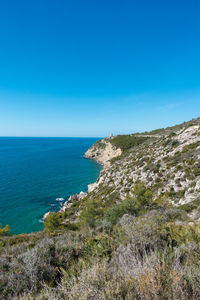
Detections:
[0, 118, 200, 299]
[85, 119, 200, 210]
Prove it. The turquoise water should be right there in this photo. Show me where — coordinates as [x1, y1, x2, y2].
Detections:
[0, 137, 102, 234]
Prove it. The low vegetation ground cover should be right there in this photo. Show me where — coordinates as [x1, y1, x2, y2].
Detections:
[0, 183, 200, 299]
[110, 135, 149, 151]
[1, 118, 200, 299]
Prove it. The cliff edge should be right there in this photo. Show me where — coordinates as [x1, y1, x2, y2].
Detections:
[2, 118, 200, 300]
[84, 137, 122, 168]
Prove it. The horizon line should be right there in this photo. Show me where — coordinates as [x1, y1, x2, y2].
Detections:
[0, 136, 104, 138]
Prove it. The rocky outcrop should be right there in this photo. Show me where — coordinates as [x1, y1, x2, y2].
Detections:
[44, 138, 122, 220]
[61, 191, 87, 212]
[45, 119, 200, 221]
[43, 191, 87, 220]
[43, 211, 51, 221]
[84, 121, 200, 210]
[84, 138, 122, 168]
[84, 138, 122, 192]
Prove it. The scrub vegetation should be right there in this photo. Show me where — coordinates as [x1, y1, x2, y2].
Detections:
[1, 118, 200, 299]
[110, 135, 149, 151]
[0, 183, 200, 299]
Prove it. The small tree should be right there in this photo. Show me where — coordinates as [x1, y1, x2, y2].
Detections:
[105, 183, 154, 225]
[44, 213, 62, 231]
[80, 199, 104, 228]
[132, 182, 153, 207]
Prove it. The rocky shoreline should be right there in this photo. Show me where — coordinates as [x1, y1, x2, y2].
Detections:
[44, 123, 200, 221]
[43, 137, 121, 220]
[43, 190, 88, 221]
[4, 118, 200, 300]
[84, 137, 122, 168]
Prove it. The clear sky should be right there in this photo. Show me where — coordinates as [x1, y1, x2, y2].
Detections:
[0, 0, 200, 137]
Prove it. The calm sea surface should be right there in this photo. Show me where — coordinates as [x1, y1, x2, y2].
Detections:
[0, 137, 102, 234]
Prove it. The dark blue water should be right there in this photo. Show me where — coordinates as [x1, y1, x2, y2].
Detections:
[0, 137, 102, 234]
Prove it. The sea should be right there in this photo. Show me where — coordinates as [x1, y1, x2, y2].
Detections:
[0, 137, 102, 234]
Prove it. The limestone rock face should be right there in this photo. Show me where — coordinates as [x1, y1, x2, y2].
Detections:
[88, 182, 99, 193]
[61, 191, 87, 212]
[46, 118, 200, 222]
[84, 120, 200, 212]
[84, 138, 122, 192]
[84, 138, 122, 168]
[43, 211, 50, 221]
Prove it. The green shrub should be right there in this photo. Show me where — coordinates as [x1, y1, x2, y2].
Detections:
[92, 140, 106, 149]
[111, 135, 148, 151]
[105, 205, 128, 225]
[44, 213, 62, 231]
[178, 197, 200, 213]
[105, 183, 153, 225]
[194, 167, 200, 176]
[172, 140, 179, 147]
[183, 142, 199, 153]
[133, 182, 153, 207]
[168, 222, 200, 246]
[79, 199, 104, 228]
[83, 233, 113, 258]
[0, 225, 10, 236]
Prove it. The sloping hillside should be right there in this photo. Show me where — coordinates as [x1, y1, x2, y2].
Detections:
[0, 118, 200, 299]
[83, 118, 200, 215]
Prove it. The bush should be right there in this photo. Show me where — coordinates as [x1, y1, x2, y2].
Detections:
[44, 213, 62, 231]
[178, 198, 200, 212]
[0, 235, 74, 298]
[0, 225, 10, 236]
[115, 211, 170, 254]
[83, 233, 113, 259]
[79, 199, 104, 228]
[105, 183, 153, 225]
[111, 135, 148, 151]
[194, 167, 200, 176]
[132, 182, 153, 207]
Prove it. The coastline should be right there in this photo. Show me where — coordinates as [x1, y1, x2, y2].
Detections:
[0, 137, 102, 234]
[43, 137, 122, 220]
[43, 155, 103, 221]
[56, 150, 106, 215]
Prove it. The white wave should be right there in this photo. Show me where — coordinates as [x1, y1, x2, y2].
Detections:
[56, 197, 65, 201]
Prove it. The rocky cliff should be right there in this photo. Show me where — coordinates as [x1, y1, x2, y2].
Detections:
[59, 118, 200, 224]
[2, 118, 200, 300]
[56, 119, 200, 221]
[84, 137, 122, 167]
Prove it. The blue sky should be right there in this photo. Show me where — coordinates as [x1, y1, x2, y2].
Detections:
[0, 0, 200, 137]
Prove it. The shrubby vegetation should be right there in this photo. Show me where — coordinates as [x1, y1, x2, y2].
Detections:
[0, 182, 200, 299]
[1, 118, 200, 299]
[147, 117, 200, 136]
[44, 212, 62, 231]
[0, 224, 10, 236]
[91, 139, 106, 150]
[105, 183, 153, 225]
[111, 134, 148, 151]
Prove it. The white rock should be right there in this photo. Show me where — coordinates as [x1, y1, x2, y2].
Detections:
[43, 211, 50, 220]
